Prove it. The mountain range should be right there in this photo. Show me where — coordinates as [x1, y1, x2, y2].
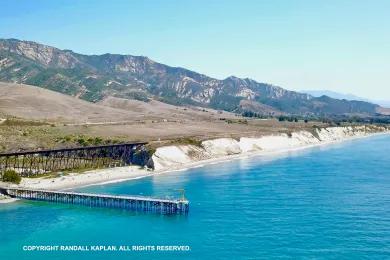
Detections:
[301, 90, 390, 109]
[0, 38, 384, 116]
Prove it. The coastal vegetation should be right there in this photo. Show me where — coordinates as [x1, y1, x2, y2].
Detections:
[1, 118, 50, 127]
[150, 137, 204, 148]
[2, 169, 21, 184]
[276, 114, 390, 127]
[0, 120, 128, 153]
[56, 135, 120, 147]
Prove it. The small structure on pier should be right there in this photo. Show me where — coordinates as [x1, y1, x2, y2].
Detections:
[0, 142, 147, 177]
[0, 188, 189, 215]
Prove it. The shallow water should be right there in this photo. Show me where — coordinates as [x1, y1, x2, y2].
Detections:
[1, 135, 389, 259]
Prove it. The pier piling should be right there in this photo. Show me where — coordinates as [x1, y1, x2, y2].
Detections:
[0, 188, 189, 215]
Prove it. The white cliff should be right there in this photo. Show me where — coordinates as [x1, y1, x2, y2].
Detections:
[152, 126, 389, 171]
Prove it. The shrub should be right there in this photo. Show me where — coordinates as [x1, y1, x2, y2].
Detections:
[2, 170, 21, 184]
[93, 137, 103, 145]
[172, 138, 202, 147]
[77, 137, 88, 146]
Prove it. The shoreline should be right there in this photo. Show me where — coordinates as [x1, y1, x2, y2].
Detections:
[153, 130, 390, 174]
[1, 130, 386, 197]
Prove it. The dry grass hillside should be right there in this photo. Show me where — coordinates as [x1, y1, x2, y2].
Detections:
[0, 82, 235, 123]
[98, 96, 237, 121]
[0, 82, 329, 153]
[0, 82, 139, 123]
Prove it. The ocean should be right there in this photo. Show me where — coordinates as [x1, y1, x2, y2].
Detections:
[1, 134, 389, 259]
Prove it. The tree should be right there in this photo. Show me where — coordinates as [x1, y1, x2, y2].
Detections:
[2, 170, 21, 184]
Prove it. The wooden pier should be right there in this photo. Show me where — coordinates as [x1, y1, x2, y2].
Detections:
[0, 188, 189, 215]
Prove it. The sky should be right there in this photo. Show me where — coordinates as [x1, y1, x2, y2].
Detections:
[0, 0, 389, 100]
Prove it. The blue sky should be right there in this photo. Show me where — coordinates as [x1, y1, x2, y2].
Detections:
[1, 0, 389, 100]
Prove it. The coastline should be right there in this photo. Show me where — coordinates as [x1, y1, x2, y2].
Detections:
[2, 127, 386, 195]
[152, 130, 390, 175]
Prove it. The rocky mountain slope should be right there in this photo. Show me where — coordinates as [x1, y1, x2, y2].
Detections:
[0, 38, 381, 116]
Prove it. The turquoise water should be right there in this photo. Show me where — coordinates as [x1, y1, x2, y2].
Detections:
[1, 135, 390, 259]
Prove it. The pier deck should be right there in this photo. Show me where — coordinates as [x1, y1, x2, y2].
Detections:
[0, 188, 189, 214]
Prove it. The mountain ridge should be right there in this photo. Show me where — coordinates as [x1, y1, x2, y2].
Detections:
[301, 90, 390, 108]
[0, 38, 382, 116]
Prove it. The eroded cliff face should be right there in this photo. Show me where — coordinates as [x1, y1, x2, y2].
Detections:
[151, 125, 389, 171]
